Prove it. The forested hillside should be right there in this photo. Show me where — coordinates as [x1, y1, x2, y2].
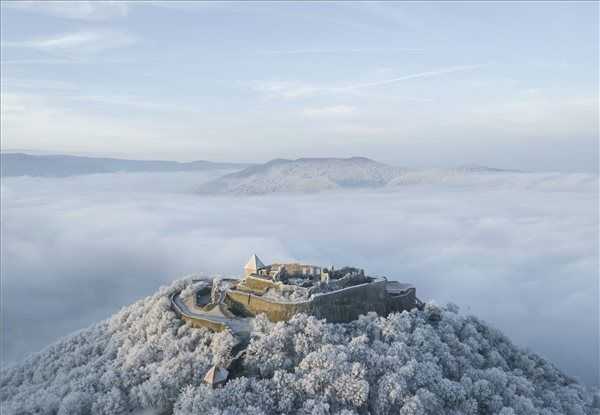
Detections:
[1, 278, 597, 415]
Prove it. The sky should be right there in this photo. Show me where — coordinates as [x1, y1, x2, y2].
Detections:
[0, 1, 598, 171]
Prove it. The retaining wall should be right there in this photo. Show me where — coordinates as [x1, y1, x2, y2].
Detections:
[171, 293, 229, 332]
[180, 314, 228, 332]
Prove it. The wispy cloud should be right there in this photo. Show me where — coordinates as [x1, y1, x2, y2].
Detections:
[1, 31, 137, 53]
[0, 86, 202, 116]
[259, 48, 424, 55]
[302, 105, 357, 118]
[337, 64, 485, 91]
[0, 92, 165, 151]
[0, 58, 138, 66]
[250, 81, 321, 100]
[251, 64, 486, 100]
[69, 94, 202, 114]
[2, 1, 130, 21]
[0, 78, 78, 93]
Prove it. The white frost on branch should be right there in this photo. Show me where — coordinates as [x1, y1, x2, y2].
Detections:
[1, 277, 598, 415]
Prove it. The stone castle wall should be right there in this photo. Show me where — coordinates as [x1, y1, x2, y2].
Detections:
[241, 275, 277, 292]
[308, 279, 388, 321]
[386, 287, 417, 314]
[225, 290, 312, 321]
[224, 278, 389, 323]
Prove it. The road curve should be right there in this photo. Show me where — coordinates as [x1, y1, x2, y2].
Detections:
[170, 291, 251, 336]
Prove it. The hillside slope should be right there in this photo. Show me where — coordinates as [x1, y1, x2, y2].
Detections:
[198, 158, 598, 195]
[1, 153, 251, 177]
[196, 158, 527, 195]
[197, 157, 404, 195]
[1, 278, 597, 415]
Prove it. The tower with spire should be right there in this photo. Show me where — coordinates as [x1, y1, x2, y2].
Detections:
[244, 254, 265, 277]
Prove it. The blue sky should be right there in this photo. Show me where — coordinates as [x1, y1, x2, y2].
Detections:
[1, 1, 598, 170]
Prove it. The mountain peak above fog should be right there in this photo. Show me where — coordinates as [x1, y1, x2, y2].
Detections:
[196, 157, 526, 195]
[244, 156, 386, 171]
[198, 156, 403, 195]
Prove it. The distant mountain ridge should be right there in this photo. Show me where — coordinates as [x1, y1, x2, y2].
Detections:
[2, 153, 532, 193]
[1, 153, 251, 177]
[197, 157, 519, 195]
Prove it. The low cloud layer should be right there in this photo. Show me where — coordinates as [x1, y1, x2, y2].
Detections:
[1, 171, 598, 386]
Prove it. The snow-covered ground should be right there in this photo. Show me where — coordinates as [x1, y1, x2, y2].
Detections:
[1, 169, 598, 388]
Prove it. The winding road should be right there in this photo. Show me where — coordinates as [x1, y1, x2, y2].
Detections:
[170, 292, 251, 337]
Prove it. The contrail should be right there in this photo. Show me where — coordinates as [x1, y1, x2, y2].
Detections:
[337, 64, 486, 91]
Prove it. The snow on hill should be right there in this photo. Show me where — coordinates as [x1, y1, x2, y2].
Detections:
[0, 153, 251, 177]
[1, 278, 597, 415]
[197, 157, 404, 195]
[198, 158, 598, 195]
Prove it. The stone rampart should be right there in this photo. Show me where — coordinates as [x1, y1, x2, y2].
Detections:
[310, 279, 387, 321]
[386, 287, 417, 314]
[225, 278, 388, 323]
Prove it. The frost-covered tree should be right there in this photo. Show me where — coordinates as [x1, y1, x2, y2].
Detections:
[2, 277, 598, 415]
[57, 391, 91, 415]
[1, 277, 216, 415]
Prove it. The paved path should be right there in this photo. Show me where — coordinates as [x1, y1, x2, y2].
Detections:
[171, 292, 251, 337]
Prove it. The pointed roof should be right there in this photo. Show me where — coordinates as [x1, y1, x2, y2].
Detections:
[203, 365, 229, 386]
[244, 254, 265, 271]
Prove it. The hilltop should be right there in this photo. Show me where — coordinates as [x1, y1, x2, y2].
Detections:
[1, 277, 597, 415]
[196, 158, 600, 195]
[195, 157, 526, 195]
[197, 157, 404, 195]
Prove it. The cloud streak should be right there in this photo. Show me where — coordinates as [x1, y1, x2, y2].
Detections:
[302, 105, 357, 118]
[336, 64, 486, 91]
[251, 64, 486, 100]
[259, 48, 424, 55]
[1, 31, 137, 53]
[2, 1, 130, 21]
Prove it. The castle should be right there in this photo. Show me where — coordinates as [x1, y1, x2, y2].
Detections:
[170, 254, 420, 387]
[171, 254, 419, 334]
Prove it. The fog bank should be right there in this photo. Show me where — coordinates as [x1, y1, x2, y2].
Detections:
[1, 171, 597, 386]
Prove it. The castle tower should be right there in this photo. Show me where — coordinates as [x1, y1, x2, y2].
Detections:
[244, 254, 265, 277]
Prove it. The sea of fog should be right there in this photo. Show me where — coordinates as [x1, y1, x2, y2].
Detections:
[1, 170, 598, 386]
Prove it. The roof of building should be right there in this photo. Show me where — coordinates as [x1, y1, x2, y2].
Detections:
[203, 365, 229, 386]
[244, 254, 265, 271]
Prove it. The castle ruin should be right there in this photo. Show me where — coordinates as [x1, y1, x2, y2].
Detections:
[171, 254, 420, 387]
[171, 254, 419, 334]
